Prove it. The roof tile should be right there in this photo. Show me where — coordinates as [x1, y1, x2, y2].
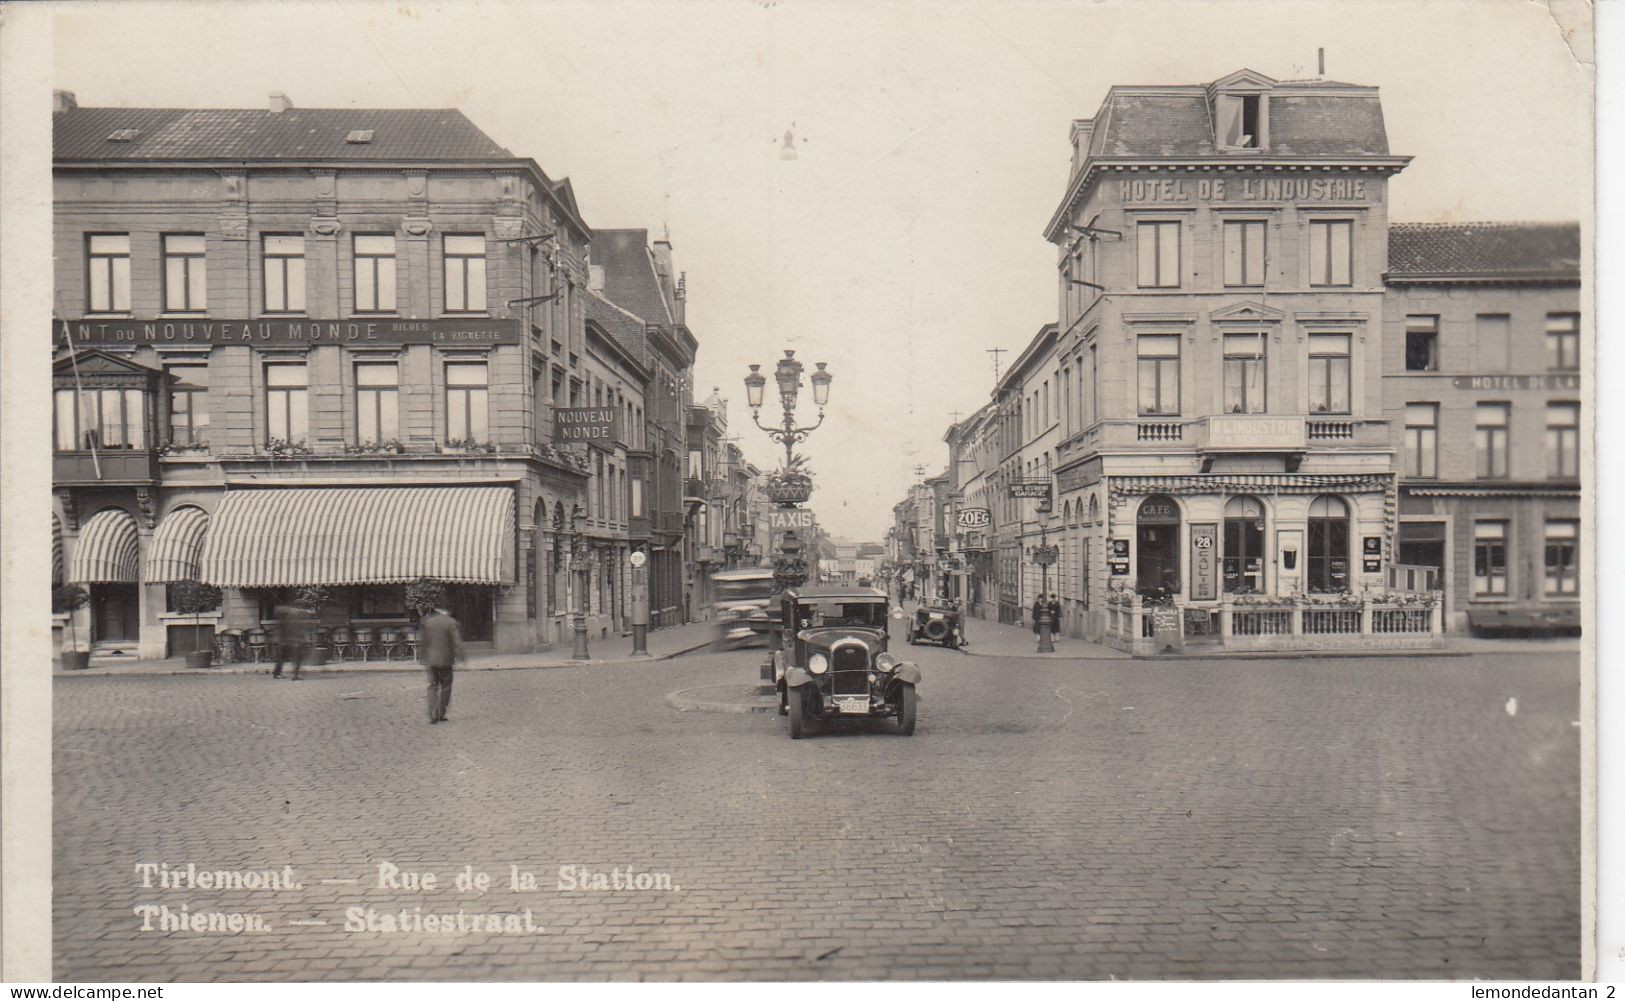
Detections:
[1387, 222, 1580, 279]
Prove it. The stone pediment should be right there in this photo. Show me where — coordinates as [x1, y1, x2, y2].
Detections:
[1208, 69, 1276, 93]
[1210, 301, 1285, 324]
[52, 349, 161, 377]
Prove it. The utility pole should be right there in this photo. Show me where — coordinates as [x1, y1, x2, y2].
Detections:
[986, 347, 1008, 384]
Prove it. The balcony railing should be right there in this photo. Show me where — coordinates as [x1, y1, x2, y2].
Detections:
[1068, 416, 1388, 455]
[54, 449, 161, 484]
[1103, 593, 1441, 653]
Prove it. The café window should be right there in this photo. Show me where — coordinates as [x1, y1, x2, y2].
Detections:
[265, 363, 308, 443]
[1544, 520, 1578, 597]
[1403, 403, 1438, 478]
[1473, 520, 1508, 597]
[1546, 313, 1580, 371]
[262, 235, 306, 314]
[444, 235, 488, 313]
[1306, 495, 1350, 594]
[86, 234, 131, 313]
[355, 362, 400, 445]
[445, 361, 489, 443]
[354, 587, 408, 618]
[1222, 496, 1267, 594]
[1222, 332, 1267, 414]
[166, 364, 209, 447]
[1308, 219, 1353, 287]
[162, 234, 207, 313]
[1136, 334, 1181, 416]
[1475, 402, 1510, 479]
[1307, 333, 1351, 414]
[1136, 220, 1181, 288]
[354, 235, 397, 313]
[54, 387, 147, 451]
[1223, 220, 1266, 287]
[1546, 402, 1579, 479]
[1404, 316, 1439, 372]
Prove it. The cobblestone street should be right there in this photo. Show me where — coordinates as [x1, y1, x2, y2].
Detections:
[53, 643, 1580, 981]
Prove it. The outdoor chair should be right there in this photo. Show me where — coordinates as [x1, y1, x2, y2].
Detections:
[378, 627, 401, 660]
[400, 626, 419, 661]
[329, 626, 353, 661]
[245, 629, 270, 663]
[309, 627, 330, 661]
[351, 626, 376, 661]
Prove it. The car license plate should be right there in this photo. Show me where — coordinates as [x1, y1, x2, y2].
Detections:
[835, 696, 870, 715]
[928, 613, 944, 620]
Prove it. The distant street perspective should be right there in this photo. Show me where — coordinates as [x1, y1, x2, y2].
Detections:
[54, 625, 1579, 981]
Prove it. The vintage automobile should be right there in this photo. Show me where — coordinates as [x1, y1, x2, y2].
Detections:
[771, 586, 920, 738]
[906, 599, 965, 649]
[710, 566, 779, 649]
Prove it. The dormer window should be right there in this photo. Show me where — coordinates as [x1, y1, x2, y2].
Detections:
[1239, 96, 1260, 148]
[1217, 92, 1268, 150]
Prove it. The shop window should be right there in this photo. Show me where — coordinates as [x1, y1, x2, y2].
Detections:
[1404, 316, 1438, 372]
[355, 362, 399, 444]
[354, 235, 397, 313]
[355, 587, 408, 618]
[1223, 220, 1266, 287]
[1222, 496, 1267, 594]
[1544, 520, 1578, 597]
[1473, 521, 1508, 597]
[1475, 403, 1510, 479]
[1307, 333, 1351, 414]
[54, 387, 146, 451]
[161, 234, 207, 313]
[1546, 314, 1580, 371]
[1308, 220, 1353, 287]
[1136, 220, 1181, 288]
[1403, 403, 1438, 478]
[166, 364, 209, 448]
[1222, 332, 1267, 414]
[1306, 495, 1350, 593]
[265, 363, 308, 443]
[1136, 334, 1181, 416]
[445, 361, 489, 443]
[87, 234, 131, 313]
[262, 235, 306, 314]
[444, 235, 487, 313]
[1546, 402, 1579, 479]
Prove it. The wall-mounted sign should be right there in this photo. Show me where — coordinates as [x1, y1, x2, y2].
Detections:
[55, 317, 522, 348]
[1190, 523, 1218, 601]
[957, 507, 992, 529]
[1138, 497, 1180, 524]
[1008, 482, 1052, 500]
[555, 407, 620, 448]
[1362, 536, 1383, 556]
[629, 550, 648, 569]
[1110, 562, 1130, 577]
[1110, 538, 1130, 560]
[1119, 174, 1370, 205]
[1450, 374, 1580, 392]
[1204, 416, 1306, 451]
[769, 508, 816, 531]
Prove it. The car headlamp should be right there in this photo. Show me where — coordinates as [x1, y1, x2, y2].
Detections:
[874, 653, 898, 673]
[808, 653, 829, 675]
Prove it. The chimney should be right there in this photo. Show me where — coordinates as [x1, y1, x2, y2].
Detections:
[588, 264, 605, 293]
[1069, 118, 1095, 176]
[268, 92, 293, 114]
[651, 238, 681, 323]
[52, 90, 77, 115]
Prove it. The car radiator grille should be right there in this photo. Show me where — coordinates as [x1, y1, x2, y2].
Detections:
[831, 646, 869, 695]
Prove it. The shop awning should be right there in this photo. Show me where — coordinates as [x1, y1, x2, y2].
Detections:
[145, 505, 210, 583]
[52, 512, 64, 586]
[68, 508, 140, 584]
[200, 487, 515, 588]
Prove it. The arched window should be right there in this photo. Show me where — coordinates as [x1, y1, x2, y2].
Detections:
[1222, 496, 1266, 594]
[1136, 494, 1181, 597]
[1307, 495, 1350, 593]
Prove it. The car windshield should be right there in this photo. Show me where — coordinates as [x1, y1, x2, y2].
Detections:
[715, 578, 774, 602]
[794, 601, 888, 629]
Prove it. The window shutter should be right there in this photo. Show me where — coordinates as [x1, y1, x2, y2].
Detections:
[1216, 96, 1242, 147]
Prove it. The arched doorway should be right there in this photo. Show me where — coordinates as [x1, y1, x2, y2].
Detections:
[1307, 495, 1351, 593]
[532, 498, 547, 623]
[1222, 496, 1267, 594]
[1136, 494, 1181, 597]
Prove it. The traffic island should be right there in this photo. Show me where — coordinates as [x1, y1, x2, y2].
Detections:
[666, 683, 780, 714]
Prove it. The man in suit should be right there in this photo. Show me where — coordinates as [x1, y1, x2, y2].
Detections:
[272, 602, 310, 680]
[417, 604, 465, 724]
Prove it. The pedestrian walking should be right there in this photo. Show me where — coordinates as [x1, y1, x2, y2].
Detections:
[271, 602, 310, 680]
[1031, 595, 1044, 635]
[1046, 593, 1062, 643]
[418, 603, 466, 724]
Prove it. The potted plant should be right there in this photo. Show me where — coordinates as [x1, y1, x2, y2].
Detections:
[405, 577, 448, 619]
[53, 584, 91, 670]
[293, 585, 333, 664]
[170, 579, 223, 669]
[765, 453, 815, 505]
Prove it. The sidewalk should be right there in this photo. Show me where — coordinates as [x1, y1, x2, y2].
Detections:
[55, 621, 719, 678]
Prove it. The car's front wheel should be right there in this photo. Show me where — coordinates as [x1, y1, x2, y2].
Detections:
[896, 684, 916, 736]
[788, 687, 807, 739]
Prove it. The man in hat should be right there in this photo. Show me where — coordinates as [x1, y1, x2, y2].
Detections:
[417, 603, 466, 724]
[271, 601, 311, 680]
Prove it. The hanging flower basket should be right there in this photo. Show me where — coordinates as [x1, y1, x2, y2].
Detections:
[765, 476, 813, 504]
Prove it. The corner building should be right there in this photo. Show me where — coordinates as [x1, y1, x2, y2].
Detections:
[1045, 70, 1410, 641]
[50, 93, 620, 657]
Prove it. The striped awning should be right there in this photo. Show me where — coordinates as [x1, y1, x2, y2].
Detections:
[200, 487, 515, 588]
[68, 508, 140, 584]
[52, 512, 64, 586]
[145, 506, 210, 583]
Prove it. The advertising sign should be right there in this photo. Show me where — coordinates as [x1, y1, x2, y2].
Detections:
[957, 507, 991, 529]
[1190, 523, 1218, 601]
[1204, 416, 1305, 451]
[1450, 374, 1580, 392]
[1008, 482, 1052, 499]
[768, 508, 816, 531]
[554, 408, 620, 449]
[55, 317, 521, 348]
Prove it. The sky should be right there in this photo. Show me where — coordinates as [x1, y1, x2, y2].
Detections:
[48, 0, 1593, 543]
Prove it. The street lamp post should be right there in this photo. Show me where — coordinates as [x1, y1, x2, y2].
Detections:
[571, 504, 590, 660]
[743, 350, 832, 596]
[1031, 525, 1059, 653]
